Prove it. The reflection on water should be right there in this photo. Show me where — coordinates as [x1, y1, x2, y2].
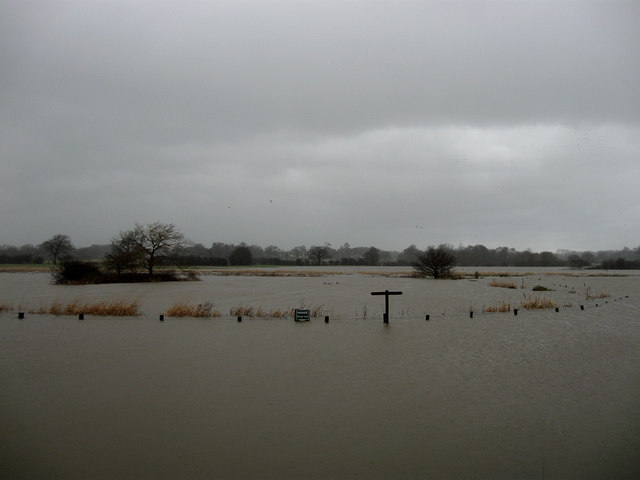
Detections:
[1, 272, 639, 479]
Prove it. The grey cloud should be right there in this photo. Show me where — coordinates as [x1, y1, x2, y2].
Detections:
[1, 1, 639, 251]
[5, 1, 639, 139]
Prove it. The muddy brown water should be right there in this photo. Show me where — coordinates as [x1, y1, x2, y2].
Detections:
[1, 269, 639, 479]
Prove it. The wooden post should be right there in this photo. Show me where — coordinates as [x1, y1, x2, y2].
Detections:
[371, 290, 403, 324]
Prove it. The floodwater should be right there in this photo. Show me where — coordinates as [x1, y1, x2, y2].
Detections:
[1, 269, 639, 479]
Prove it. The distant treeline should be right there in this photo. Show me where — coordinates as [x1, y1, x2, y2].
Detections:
[0, 244, 44, 264]
[2, 240, 639, 269]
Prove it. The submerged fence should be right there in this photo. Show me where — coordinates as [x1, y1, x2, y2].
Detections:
[8, 293, 631, 323]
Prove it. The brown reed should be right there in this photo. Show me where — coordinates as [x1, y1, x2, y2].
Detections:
[0, 303, 14, 313]
[30, 299, 140, 316]
[489, 280, 518, 289]
[167, 301, 221, 318]
[532, 285, 553, 291]
[212, 269, 335, 277]
[484, 302, 511, 313]
[520, 296, 557, 310]
[229, 304, 326, 319]
[586, 290, 611, 299]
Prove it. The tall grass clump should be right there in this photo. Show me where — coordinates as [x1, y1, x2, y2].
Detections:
[167, 301, 221, 318]
[230, 305, 255, 317]
[0, 303, 14, 313]
[32, 299, 140, 316]
[214, 270, 332, 277]
[585, 287, 611, 300]
[489, 280, 517, 289]
[229, 303, 326, 319]
[520, 296, 557, 310]
[86, 299, 140, 316]
[532, 285, 553, 291]
[484, 302, 511, 313]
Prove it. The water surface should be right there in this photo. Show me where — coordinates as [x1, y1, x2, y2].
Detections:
[1, 270, 639, 479]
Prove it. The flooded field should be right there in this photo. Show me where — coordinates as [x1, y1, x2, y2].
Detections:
[1, 268, 639, 479]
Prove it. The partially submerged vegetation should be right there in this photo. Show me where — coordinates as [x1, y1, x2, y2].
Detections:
[28, 299, 140, 316]
[521, 296, 557, 310]
[229, 304, 326, 319]
[51, 259, 199, 285]
[211, 269, 338, 277]
[483, 302, 512, 313]
[413, 246, 457, 279]
[532, 285, 553, 291]
[0, 303, 14, 313]
[489, 280, 518, 289]
[585, 287, 611, 299]
[167, 301, 221, 318]
[164, 301, 328, 319]
[484, 296, 573, 312]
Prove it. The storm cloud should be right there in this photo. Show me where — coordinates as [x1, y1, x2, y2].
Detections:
[2, 1, 639, 251]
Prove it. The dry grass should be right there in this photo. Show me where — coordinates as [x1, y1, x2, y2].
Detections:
[0, 303, 14, 313]
[532, 285, 553, 291]
[461, 271, 537, 278]
[211, 269, 336, 277]
[230, 304, 326, 319]
[358, 270, 415, 278]
[30, 299, 140, 316]
[489, 280, 518, 289]
[206, 268, 418, 278]
[167, 301, 221, 318]
[0, 265, 50, 273]
[520, 296, 557, 310]
[484, 302, 512, 313]
[585, 287, 611, 300]
[230, 305, 256, 317]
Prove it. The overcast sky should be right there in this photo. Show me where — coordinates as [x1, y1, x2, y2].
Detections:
[2, 1, 639, 252]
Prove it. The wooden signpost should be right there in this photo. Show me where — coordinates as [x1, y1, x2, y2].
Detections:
[371, 290, 403, 324]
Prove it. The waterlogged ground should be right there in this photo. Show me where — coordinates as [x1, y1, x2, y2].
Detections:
[0, 266, 635, 320]
[1, 267, 639, 479]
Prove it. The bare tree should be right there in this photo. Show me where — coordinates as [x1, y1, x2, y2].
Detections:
[308, 245, 330, 266]
[132, 222, 186, 275]
[362, 247, 380, 265]
[413, 246, 456, 279]
[229, 246, 253, 265]
[289, 245, 307, 263]
[40, 234, 75, 264]
[103, 231, 143, 275]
